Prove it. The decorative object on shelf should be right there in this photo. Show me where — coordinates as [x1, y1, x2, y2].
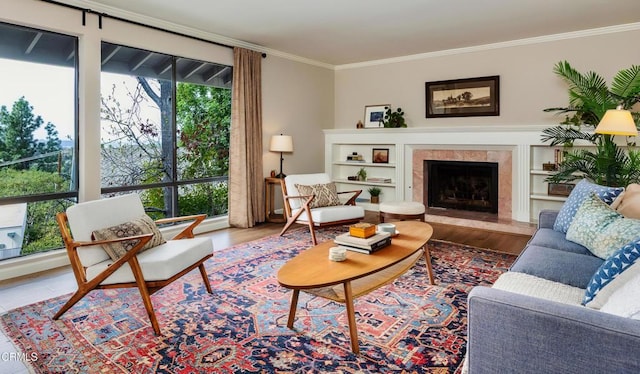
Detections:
[270, 170, 276, 178]
[425, 75, 500, 118]
[364, 104, 389, 128]
[356, 120, 364, 129]
[541, 61, 640, 187]
[542, 162, 558, 171]
[372, 148, 389, 163]
[548, 183, 575, 197]
[347, 152, 364, 162]
[368, 186, 382, 203]
[357, 167, 367, 181]
[347, 176, 359, 181]
[367, 177, 392, 183]
[269, 134, 294, 178]
[382, 106, 407, 128]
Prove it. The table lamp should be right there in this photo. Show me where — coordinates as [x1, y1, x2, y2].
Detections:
[270, 134, 293, 178]
[595, 105, 638, 136]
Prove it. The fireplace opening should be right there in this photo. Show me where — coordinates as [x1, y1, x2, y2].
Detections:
[424, 160, 499, 214]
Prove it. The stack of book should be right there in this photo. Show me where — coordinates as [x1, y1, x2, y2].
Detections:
[334, 231, 392, 254]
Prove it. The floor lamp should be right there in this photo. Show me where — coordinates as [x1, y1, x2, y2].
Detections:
[270, 134, 294, 178]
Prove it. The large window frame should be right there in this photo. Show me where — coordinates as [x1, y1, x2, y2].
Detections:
[99, 42, 232, 218]
[0, 21, 79, 260]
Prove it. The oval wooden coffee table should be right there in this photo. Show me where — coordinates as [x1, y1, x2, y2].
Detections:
[277, 221, 434, 354]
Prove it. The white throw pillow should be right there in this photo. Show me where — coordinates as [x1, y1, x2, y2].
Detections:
[600, 273, 640, 319]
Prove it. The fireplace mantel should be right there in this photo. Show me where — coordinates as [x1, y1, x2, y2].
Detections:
[324, 125, 559, 226]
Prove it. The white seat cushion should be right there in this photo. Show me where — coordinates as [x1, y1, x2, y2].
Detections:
[492, 271, 584, 306]
[379, 201, 425, 215]
[85, 237, 213, 285]
[293, 205, 364, 226]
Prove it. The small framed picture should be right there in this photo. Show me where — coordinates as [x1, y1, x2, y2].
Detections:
[372, 148, 389, 163]
[548, 183, 575, 197]
[364, 104, 389, 128]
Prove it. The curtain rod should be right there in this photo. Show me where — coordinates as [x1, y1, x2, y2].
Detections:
[39, 0, 267, 58]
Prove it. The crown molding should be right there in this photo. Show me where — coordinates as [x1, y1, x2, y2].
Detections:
[43, 1, 640, 72]
[335, 22, 640, 71]
[53, 0, 334, 70]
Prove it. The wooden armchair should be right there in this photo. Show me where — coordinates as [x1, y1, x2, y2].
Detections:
[279, 173, 365, 245]
[55, 193, 213, 335]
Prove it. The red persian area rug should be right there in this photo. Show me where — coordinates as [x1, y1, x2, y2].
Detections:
[1, 226, 516, 373]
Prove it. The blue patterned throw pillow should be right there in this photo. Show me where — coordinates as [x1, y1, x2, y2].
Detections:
[583, 238, 640, 308]
[566, 193, 640, 259]
[553, 179, 624, 233]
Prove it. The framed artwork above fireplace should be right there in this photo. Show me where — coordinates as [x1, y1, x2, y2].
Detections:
[425, 76, 500, 118]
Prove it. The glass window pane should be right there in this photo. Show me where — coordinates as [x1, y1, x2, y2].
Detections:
[100, 42, 173, 189]
[0, 22, 78, 259]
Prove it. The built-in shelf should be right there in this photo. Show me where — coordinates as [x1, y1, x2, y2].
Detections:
[333, 161, 396, 168]
[333, 179, 396, 187]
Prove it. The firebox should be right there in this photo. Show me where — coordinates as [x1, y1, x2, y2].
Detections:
[424, 160, 499, 214]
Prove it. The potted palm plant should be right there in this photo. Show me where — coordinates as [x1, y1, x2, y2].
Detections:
[542, 61, 640, 187]
[368, 186, 382, 203]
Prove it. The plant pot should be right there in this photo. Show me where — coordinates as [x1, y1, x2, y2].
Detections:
[370, 196, 379, 204]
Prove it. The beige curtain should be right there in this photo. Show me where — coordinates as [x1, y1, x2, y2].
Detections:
[228, 47, 265, 228]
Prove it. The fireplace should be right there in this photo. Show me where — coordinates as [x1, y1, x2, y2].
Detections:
[425, 160, 499, 214]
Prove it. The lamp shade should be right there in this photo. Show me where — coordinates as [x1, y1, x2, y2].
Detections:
[269, 135, 293, 152]
[595, 107, 638, 136]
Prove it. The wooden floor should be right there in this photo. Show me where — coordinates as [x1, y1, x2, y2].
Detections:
[215, 210, 531, 256]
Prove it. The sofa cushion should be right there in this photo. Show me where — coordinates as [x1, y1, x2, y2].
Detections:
[527, 228, 590, 255]
[492, 272, 584, 305]
[510, 245, 603, 289]
[553, 179, 624, 234]
[584, 238, 640, 308]
[566, 193, 640, 259]
[295, 182, 341, 208]
[92, 214, 166, 261]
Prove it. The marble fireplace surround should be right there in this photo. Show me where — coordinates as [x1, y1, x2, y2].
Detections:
[412, 149, 512, 220]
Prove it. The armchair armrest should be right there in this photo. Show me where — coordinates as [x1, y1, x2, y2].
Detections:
[468, 286, 640, 373]
[337, 189, 362, 205]
[155, 214, 206, 240]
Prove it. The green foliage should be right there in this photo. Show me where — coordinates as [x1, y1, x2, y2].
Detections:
[542, 61, 640, 187]
[0, 168, 71, 254]
[0, 97, 61, 171]
[367, 186, 382, 196]
[382, 106, 407, 128]
[176, 83, 231, 179]
[357, 167, 367, 181]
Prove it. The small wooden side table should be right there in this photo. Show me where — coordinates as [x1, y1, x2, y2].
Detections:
[265, 177, 286, 223]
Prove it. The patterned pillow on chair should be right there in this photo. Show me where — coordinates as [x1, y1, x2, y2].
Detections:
[295, 182, 342, 209]
[92, 214, 166, 261]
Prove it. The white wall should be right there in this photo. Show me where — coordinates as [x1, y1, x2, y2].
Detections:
[334, 28, 640, 130]
[262, 55, 334, 176]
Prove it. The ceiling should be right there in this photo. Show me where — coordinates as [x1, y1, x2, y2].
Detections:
[65, 0, 640, 66]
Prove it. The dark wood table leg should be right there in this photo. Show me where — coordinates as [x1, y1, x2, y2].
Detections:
[287, 289, 300, 329]
[343, 281, 359, 354]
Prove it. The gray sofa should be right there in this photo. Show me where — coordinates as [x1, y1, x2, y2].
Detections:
[466, 210, 640, 373]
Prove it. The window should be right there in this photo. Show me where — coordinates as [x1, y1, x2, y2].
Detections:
[0, 22, 78, 259]
[100, 42, 231, 218]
